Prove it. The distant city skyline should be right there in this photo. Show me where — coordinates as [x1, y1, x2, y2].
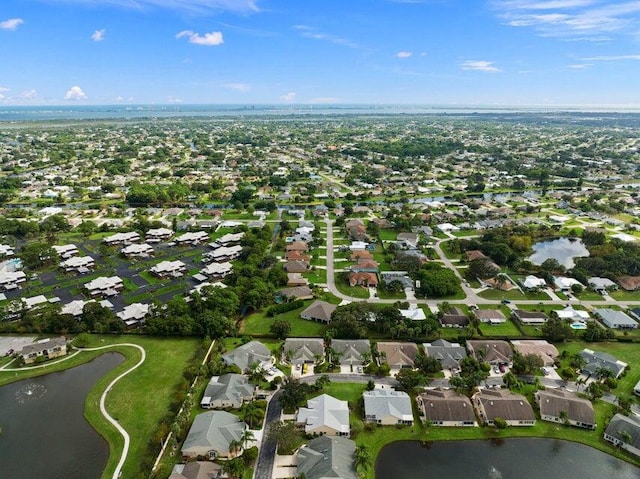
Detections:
[2, 0, 640, 106]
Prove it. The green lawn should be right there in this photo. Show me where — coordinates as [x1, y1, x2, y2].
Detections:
[304, 269, 327, 285]
[610, 290, 640, 301]
[241, 303, 328, 337]
[478, 319, 522, 337]
[378, 230, 398, 241]
[478, 289, 550, 301]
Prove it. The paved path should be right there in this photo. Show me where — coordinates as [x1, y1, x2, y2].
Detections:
[254, 390, 282, 479]
[0, 349, 82, 370]
[79, 343, 146, 479]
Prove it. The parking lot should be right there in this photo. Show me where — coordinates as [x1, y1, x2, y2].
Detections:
[0, 336, 37, 356]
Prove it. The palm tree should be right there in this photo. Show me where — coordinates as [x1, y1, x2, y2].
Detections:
[575, 377, 586, 393]
[240, 429, 255, 449]
[228, 439, 243, 458]
[222, 457, 246, 479]
[241, 402, 263, 429]
[354, 443, 372, 477]
[595, 367, 614, 382]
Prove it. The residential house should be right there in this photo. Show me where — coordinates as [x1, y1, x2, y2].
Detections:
[22, 295, 54, 310]
[464, 250, 487, 262]
[588, 277, 617, 294]
[593, 308, 638, 330]
[121, 243, 154, 258]
[52, 244, 78, 259]
[285, 250, 311, 262]
[417, 388, 477, 426]
[301, 300, 337, 324]
[521, 275, 547, 290]
[396, 232, 419, 249]
[296, 436, 357, 479]
[330, 339, 371, 366]
[350, 250, 373, 262]
[61, 299, 112, 317]
[535, 389, 596, 430]
[579, 348, 628, 379]
[0, 244, 15, 257]
[117, 303, 150, 327]
[439, 307, 469, 328]
[102, 231, 140, 246]
[363, 389, 414, 425]
[286, 241, 309, 253]
[204, 245, 243, 263]
[511, 340, 558, 367]
[145, 227, 174, 243]
[399, 308, 426, 321]
[604, 414, 640, 457]
[617, 275, 640, 292]
[84, 276, 124, 297]
[511, 309, 548, 325]
[349, 259, 379, 273]
[169, 462, 223, 479]
[467, 340, 513, 365]
[297, 394, 350, 437]
[20, 337, 67, 364]
[200, 374, 256, 409]
[345, 219, 368, 241]
[473, 389, 535, 426]
[60, 255, 95, 273]
[0, 270, 27, 290]
[284, 260, 310, 273]
[200, 262, 233, 279]
[150, 260, 187, 278]
[211, 232, 244, 247]
[175, 231, 210, 246]
[474, 309, 506, 324]
[287, 273, 309, 287]
[278, 286, 314, 301]
[553, 276, 584, 292]
[376, 342, 419, 370]
[380, 271, 413, 290]
[221, 341, 272, 372]
[348, 272, 378, 287]
[181, 411, 247, 459]
[283, 338, 325, 365]
[554, 306, 590, 323]
[483, 276, 516, 291]
[424, 339, 467, 372]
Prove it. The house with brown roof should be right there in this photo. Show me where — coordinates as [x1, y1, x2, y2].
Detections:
[345, 219, 368, 241]
[287, 273, 309, 287]
[466, 340, 513, 365]
[464, 250, 487, 262]
[617, 275, 640, 291]
[376, 342, 419, 370]
[535, 389, 595, 430]
[301, 300, 337, 324]
[483, 277, 516, 291]
[511, 309, 548, 325]
[349, 272, 378, 287]
[473, 389, 535, 426]
[284, 260, 310, 273]
[511, 340, 558, 367]
[350, 250, 373, 261]
[439, 307, 469, 328]
[285, 250, 311, 262]
[417, 388, 477, 426]
[286, 241, 309, 252]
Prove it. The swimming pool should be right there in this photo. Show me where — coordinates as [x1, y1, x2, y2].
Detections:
[570, 322, 587, 330]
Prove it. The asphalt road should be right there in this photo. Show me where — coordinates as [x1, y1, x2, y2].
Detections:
[253, 390, 282, 479]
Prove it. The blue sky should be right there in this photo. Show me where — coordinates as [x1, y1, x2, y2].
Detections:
[1, 0, 640, 106]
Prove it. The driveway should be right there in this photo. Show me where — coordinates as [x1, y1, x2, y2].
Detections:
[253, 390, 282, 479]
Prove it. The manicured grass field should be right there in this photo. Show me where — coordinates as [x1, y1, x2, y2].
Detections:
[611, 290, 640, 301]
[478, 319, 522, 337]
[478, 289, 550, 301]
[378, 230, 398, 241]
[240, 303, 328, 337]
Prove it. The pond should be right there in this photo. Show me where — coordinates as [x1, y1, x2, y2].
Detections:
[0, 353, 124, 479]
[376, 438, 639, 479]
[529, 237, 589, 269]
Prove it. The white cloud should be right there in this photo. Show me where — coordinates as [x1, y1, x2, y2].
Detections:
[295, 25, 359, 49]
[0, 18, 24, 30]
[176, 30, 224, 46]
[64, 86, 87, 101]
[0, 86, 9, 93]
[581, 54, 640, 61]
[280, 91, 296, 102]
[20, 89, 37, 99]
[568, 63, 590, 68]
[91, 29, 106, 42]
[396, 51, 413, 58]
[167, 96, 183, 103]
[461, 60, 501, 72]
[222, 83, 251, 92]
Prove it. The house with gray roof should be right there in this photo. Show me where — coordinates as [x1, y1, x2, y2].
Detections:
[535, 389, 595, 430]
[221, 341, 272, 372]
[579, 348, 628, 379]
[439, 307, 469, 328]
[169, 461, 223, 479]
[181, 411, 247, 459]
[20, 337, 67, 364]
[296, 394, 350, 437]
[301, 300, 337, 324]
[363, 389, 414, 426]
[200, 374, 256, 410]
[283, 338, 325, 365]
[424, 339, 467, 371]
[296, 435, 357, 479]
[330, 339, 371, 366]
[473, 309, 506, 324]
[376, 342, 419, 370]
[417, 388, 477, 427]
[588, 277, 617, 294]
[473, 389, 535, 427]
[604, 414, 640, 457]
[593, 308, 638, 330]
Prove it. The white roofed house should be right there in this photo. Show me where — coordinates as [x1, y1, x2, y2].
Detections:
[204, 245, 243, 263]
[200, 262, 233, 279]
[0, 244, 15, 258]
[117, 303, 150, 327]
[61, 299, 113, 317]
[52, 244, 78, 259]
[175, 231, 209, 246]
[60, 255, 95, 273]
[588, 277, 617, 294]
[521, 275, 547, 291]
[84, 276, 124, 297]
[296, 393, 350, 437]
[145, 227, 174, 243]
[553, 276, 583, 292]
[102, 231, 140, 246]
[22, 295, 55, 311]
[210, 232, 244, 247]
[0, 270, 27, 291]
[150, 260, 187, 278]
[121, 243, 154, 258]
[363, 389, 414, 426]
